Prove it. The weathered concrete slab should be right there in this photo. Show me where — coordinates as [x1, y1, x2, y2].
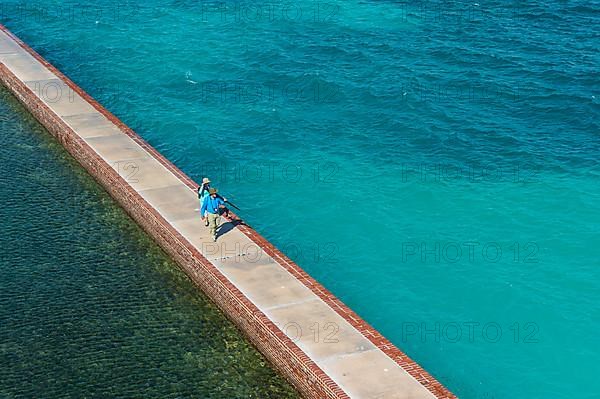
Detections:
[62, 113, 123, 138]
[214, 256, 316, 310]
[170, 217, 213, 241]
[199, 228, 260, 260]
[0, 30, 23, 54]
[138, 185, 199, 222]
[169, 213, 261, 260]
[85, 134, 151, 163]
[267, 298, 376, 362]
[108, 156, 183, 191]
[0, 52, 56, 81]
[320, 349, 436, 399]
[25, 78, 97, 116]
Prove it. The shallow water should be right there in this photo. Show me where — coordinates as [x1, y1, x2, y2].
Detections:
[0, 87, 298, 398]
[2, 1, 600, 398]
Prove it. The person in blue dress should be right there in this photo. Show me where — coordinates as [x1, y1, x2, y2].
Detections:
[198, 177, 211, 226]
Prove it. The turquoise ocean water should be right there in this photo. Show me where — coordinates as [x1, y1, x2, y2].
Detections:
[1, 1, 599, 398]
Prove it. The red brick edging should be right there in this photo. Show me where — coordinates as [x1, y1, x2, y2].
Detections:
[0, 24, 456, 399]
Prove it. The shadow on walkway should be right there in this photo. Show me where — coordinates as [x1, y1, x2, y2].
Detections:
[216, 217, 245, 238]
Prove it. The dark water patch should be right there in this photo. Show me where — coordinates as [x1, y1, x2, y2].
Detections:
[0, 86, 298, 399]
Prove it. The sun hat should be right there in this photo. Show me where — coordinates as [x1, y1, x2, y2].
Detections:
[202, 177, 211, 184]
[209, 188, 218, 195]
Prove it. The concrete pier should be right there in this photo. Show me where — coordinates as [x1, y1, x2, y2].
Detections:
[0, 25, 456, 399]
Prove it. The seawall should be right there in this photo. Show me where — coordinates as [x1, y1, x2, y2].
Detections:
[0, 25, 456, 399]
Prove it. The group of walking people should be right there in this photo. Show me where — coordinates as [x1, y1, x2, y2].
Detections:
[197, 177, 228, 241]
